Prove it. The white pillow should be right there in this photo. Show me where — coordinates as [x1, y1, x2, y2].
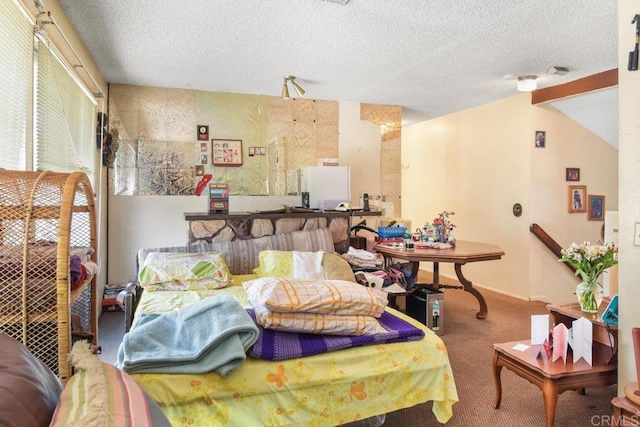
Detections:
[243, 277, 387, 317]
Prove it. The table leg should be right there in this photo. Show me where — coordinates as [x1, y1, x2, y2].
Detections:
[433, 262, 440, 287]
[492, 351, 503, 409]
[454, 263, 488, 319]
[542, 379, 559, 427]
[612, 405, 621, 427]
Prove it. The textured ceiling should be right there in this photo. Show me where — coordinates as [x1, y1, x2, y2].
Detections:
[57, 0, 617, 127]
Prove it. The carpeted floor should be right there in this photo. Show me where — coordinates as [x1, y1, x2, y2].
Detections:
[98, 276, 617, 427]
[383, 273, 616, 427]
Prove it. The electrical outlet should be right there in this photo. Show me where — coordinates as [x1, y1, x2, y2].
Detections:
[635, 222, 640, 246]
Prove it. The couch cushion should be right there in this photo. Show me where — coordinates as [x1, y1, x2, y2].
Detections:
[0, 333, 63, 427]
[322, 252, 357, 282]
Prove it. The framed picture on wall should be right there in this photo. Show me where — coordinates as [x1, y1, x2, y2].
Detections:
[535, 130, 546, 148]
[212, 139, 243, 166]
[588, 195, 605, 221]
[565, 167, 580, 182]
[568, 185, 587, 213]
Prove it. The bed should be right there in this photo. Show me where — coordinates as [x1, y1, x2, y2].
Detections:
[125, 279, 458, 426]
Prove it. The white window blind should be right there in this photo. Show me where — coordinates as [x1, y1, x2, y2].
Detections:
[34, 39, 96, 182]
[0, 0, 32, 170]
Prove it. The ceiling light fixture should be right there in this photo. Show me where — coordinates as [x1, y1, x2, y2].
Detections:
[517, 75, 538, 92]
[281, 75, 305, 99]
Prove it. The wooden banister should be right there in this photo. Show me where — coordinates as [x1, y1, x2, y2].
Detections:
[530, 223, 577, 275]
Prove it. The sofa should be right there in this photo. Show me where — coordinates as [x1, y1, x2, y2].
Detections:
[136, 226, 342, 278]
[0, 333, 171, 426]
[125, 227, 353, 328]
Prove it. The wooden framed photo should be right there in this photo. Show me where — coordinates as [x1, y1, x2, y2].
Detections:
[212, 139, 243, 166]
[568, 185, 587, 213]
[588, 195, 605, 221]
[565, 167, 580, 182]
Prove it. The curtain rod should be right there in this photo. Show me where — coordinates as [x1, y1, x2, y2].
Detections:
[36, 10, 105, 99]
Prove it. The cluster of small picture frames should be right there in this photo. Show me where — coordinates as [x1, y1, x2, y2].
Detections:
[567, 184, 604, 221]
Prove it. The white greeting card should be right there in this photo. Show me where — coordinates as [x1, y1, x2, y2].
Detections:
[531, 314, 550, 345]
[571, 317, 593, 366]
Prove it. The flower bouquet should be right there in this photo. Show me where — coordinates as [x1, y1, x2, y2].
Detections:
[558, 241, 618, 312]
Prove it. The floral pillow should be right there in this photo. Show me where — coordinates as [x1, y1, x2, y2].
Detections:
[138, 252, 232, 291]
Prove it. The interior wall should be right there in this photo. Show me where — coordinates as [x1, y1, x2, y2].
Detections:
[617, 0, 640, 393]
[529, 102, 618, 304]
[402, 93, 618, 303]
[402, 95, 531, 299]
[339, 102, 382, 205]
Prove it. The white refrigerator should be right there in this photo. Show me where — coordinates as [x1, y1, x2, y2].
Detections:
[300, 166, 351, 210]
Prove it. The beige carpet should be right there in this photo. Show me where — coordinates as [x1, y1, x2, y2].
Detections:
[384, 272, 616, 427]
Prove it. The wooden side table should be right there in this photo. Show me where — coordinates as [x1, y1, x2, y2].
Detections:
[612, 396, 640, 426]
[493, 340, 617, 427]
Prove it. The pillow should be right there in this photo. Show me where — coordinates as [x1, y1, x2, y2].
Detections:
[243, 277, 388, 316]
[256, 250, 294, 277]
[0, 333, 63, 427]
[138, 252, 231, 291]
[50, 341, 171, 427]
[252, 304, 387, 336]
[256, 250, 357, 281]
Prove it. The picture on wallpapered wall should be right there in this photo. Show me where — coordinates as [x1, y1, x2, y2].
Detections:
[535, 130, 546, 148]
[200, 142, 208, 152]
[568, 185, 587, 213]
[249, 147, 255, 157]
[198, 125, 209, 141]
[201, 154, 208, 164]
[212, 139, 243, 166]
[195, 165, 205, 176]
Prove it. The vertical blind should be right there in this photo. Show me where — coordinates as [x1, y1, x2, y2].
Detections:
[0, 0, 32, 170]
[34, 39, 97, 181]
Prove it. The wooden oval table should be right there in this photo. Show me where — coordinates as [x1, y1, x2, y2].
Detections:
[374, 240, 505, 319]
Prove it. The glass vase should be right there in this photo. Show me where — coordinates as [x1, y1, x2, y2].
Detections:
[576, 279, 604, 313]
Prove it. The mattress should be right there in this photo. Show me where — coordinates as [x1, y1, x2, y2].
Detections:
[129, 282, 458, 426]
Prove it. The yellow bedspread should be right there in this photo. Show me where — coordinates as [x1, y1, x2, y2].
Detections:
[130, 281, 458, 426]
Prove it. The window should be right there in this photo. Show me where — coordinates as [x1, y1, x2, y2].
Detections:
[0, 0, 33, 170]
[34, 38, 97, 183]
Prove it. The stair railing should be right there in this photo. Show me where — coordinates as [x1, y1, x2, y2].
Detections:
[529, 223, 577, 275]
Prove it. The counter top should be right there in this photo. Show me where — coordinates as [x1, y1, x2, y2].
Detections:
[184, 210, 381, 221]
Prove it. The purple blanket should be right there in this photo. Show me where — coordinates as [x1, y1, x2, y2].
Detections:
[248, 309, 425, 361]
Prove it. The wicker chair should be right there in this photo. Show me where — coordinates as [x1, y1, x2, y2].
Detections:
[0, 170, 98, 382]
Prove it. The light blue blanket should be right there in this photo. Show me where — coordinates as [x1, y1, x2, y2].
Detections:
[116, 295, 258, 376]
